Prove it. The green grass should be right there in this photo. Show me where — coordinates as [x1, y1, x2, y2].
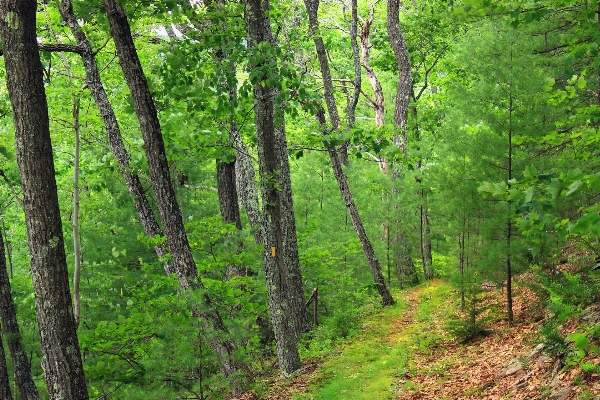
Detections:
[295, 281, 455, 400]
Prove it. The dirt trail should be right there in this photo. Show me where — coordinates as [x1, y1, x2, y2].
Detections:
[255, 280, 600, 399]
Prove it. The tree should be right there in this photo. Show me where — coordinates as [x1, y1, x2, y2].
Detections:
[303, 0, 394, 305]
[245, 0, 305, 375]
[386, 0, 419, 285]
[0, 230, 38, 399]
[103, 0, 248, 392]
[0, 1, 89, 398]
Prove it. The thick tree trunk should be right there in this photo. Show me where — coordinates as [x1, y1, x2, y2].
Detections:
[304, 0, 394, 306]
[103, 0, 247, 393]
[245, 0, 304, 376]
[0, 2, 89, 399]
[58, 0, 171, 274]
[251, 0, 310, 338]
[386, 0, 418, 284]
[386, 0, 413, 151]
[0, 231, 39, 400]
[217, 160, 243, 231]
[0, 339, 12, 400]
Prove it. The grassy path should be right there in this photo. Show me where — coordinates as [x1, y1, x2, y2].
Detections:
[292, 280, 454, 400]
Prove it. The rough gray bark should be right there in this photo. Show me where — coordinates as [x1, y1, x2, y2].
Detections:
[245, 0, 304, 376]
[232, 130, 263, 242]
[0, 339, 11, 400]
[0, 210, 40, 400]
[58, 0, 171, 274]
[386, 0, 413, 152]
[253, 0, 310, 338]
[346, 0, 361, 130]
[386, 0, 419, 285]
[304, 0, 394, 306]
[103, 0, 247, 393]
[217, 160, 243, 230]
[0, 2, 89, 398]
[360, 4, 385, 131]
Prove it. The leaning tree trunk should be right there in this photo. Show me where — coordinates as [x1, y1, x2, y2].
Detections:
[304, 0, 394, 305]
[103, 0, 247, 393]
[58, 0, 171, 274]
[0, 2, 89, 399]
[0, 231, 39, 400]
[245, 0, 304, 376]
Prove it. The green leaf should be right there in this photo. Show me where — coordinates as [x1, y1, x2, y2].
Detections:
[0, 146, 13, 160]
[523, 186, 534, 203]
[566, 180, 583, 196]
[569, 333, 589, 350]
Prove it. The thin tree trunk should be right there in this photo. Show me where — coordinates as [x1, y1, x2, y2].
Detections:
[72, 94, 82, 327]
[103, 0, 247, 392]
[58, 0, 171, 274]
[245, 0, 304, 376]
[0, 2, 89, 398]
[329, 146, 395, 305]
[304, 0, 394, 306]
[0, 231, 38, 400]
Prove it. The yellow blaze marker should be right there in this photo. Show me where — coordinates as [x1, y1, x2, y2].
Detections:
[271, 246, 276, 257]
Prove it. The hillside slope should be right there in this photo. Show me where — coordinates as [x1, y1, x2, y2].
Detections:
[257, 280, 600, 400]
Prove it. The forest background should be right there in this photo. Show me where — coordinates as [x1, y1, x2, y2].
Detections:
[0, 0, 599, 398]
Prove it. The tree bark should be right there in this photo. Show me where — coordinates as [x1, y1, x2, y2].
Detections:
[245, 0, 304, 376]
[217, 160, 243, 231]
[0, 223, 39, 400]
[250, 0, 310, 338]
[386, 0, 419, 285]
[0, 2, 89, 398]
[232, 129, 263, 243]
[0, 338, 12, 400]
[103, 0, 247, 392]
[304, 0, 394, 306]
[58, 0, 171, 274]
[386, 0, 413, 152]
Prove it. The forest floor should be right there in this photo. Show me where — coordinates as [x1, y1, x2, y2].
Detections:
[253, 277, 600, 400]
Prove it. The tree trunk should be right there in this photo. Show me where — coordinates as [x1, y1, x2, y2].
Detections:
[386, 0, 413, 152]
[0, 2, 89, 398]
[0, 338, 12, 400]
[304, 0, 394, 306]
[421, 199, 433, 280]
[251, 0, 310, 338]
[275, 121, 311, 337]
[0, 230, 39, 400]
[217, 160, 243, 231]
[329, 147, 395, 305]
[58, 0, 171, 274]
[72, 95, 82, 326]
[103, 0, 247, 393]
[232, 130, 263, 243]
[386, 0, 418, 285]
[245, 0, 304, 376]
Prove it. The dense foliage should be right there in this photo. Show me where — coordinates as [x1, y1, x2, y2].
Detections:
[0, 0, 599, 398]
